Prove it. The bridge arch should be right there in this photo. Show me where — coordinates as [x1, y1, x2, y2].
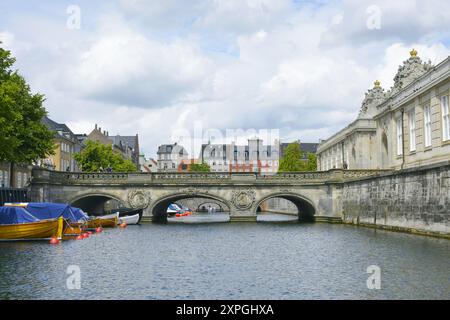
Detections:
[151, 192, 231, 223]
[196, 201, 226, 212]
[255, 192, 316, 222]
[70, 193, 126, 216]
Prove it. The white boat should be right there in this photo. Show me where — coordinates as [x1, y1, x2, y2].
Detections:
[118, 213, 140, 225]
[167, 203, 183, 216]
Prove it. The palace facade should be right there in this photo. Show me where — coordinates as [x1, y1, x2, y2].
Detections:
[317, 50, 450, 170]
[201, 138, 279, 174]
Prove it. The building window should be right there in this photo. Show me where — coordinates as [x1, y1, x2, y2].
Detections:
[409, 109, 416, 152]
[396, 117, 403, 156]
[442, 95, 450, 141]
[424, 105, 432, 147]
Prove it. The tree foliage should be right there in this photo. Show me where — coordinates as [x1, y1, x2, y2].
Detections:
[74, 140, 137, 173]
[278, 143, 305, 172]
[189, 163, 211, 172]
[305, 152, 317, 171]
[278, 143, 317, 172]
[0, 45, 55, 163]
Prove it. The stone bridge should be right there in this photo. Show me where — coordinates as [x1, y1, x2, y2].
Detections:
[29, 167, 390, 223]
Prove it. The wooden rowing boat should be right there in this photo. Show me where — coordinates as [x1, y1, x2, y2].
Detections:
[87, 213, 119, 228]
[0, 217, 64, 241]
[62, 221, 84, 240]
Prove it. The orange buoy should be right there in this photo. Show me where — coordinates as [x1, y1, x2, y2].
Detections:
[49, 237, 60, 244]
[82, 233, 89, 238]
[175, 213, 181, 217]
[87, 231, 93, 235]
[119, 222, 127, 228]
[96, 227, 103, 233]
[76, 235, 83, 240]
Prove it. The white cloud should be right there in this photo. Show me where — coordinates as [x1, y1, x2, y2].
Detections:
[63, 34, 212, 107]
[1, 0, 449, 158]
[0, 31, 14, 47]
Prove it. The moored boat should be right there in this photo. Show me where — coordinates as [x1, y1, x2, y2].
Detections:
[87, 212, 119, 228]
[6, 203, 89, 239]
[167, 203, 183, 217]
[0, 206, 63, 241]
[118, 213, 140, 225]
[106, 207, 143, 217]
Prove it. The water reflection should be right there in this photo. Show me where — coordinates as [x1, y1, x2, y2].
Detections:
[0, 221, 449, 299]
[167, 212, 298, 223]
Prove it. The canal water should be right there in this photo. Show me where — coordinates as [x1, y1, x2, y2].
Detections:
[0, 213, 449, 300]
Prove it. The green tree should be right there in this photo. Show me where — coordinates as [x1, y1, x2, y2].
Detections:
[74, 140, 137, 173]
[305, 152, 317, 171]
[189, 163, 211, 172]
[278, 143, 306, 172]
[0, 44, 55, 186]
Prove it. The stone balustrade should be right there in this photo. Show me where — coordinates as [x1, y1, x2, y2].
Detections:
[30, 167, 392, 185]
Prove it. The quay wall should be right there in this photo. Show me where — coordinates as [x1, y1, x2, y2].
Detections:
[342, 162, 450, 237]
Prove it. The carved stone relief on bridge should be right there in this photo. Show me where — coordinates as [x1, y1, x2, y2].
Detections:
[128, 190, 151, 208]
[231, 189, 256, 210]
[179, 187, 209, 196]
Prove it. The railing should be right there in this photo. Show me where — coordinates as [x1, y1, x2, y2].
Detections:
[64, 173, 128, 180]
[257, 172, 331, 180]
[342, 169, 392, 179]
[0, 188, 29, 206]
[30, 168, 393, 185]
[152, 173, 232, 180]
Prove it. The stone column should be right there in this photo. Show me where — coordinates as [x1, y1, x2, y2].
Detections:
[141, 206, 154, 223]
[228, 189, 257, 222]
[229, 209, 257, 222]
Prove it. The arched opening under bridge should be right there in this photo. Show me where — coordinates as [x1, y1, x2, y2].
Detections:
[70, 194, 125, 216]
[152, 194, 230, 223]
[256, 194, 316, 222]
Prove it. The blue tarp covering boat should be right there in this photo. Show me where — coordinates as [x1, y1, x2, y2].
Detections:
[0, 206, 40, 225]
[70, 207, 90, 222]
[22, 203, 82, 223]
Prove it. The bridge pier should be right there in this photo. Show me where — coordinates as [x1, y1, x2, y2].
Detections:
[229, 210, 257, 222]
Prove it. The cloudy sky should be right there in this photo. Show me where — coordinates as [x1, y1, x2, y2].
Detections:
[1, 0, 450, 158]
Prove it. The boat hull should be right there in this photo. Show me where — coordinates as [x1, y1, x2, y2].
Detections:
[62, 222, 84, 240]
[87, 213, 118, 228]
[0, 217, 64, 241]
[99, 217, 118, 228]
[119, 213, 140, 225]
